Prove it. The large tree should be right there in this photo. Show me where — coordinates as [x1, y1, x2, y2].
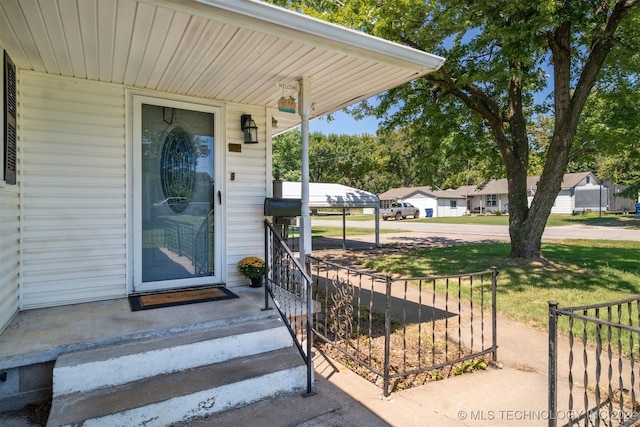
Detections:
[269, 0, 640, 259]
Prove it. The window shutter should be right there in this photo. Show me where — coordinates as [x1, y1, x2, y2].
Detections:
[4, 50, 16, 185]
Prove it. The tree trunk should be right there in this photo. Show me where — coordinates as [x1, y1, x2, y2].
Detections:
[507, 175, 543, 259]
[507, 130, 573, 259]
[503, 147, 549, 259]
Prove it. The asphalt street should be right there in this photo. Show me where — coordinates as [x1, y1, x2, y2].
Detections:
[310, 217, 640, 242]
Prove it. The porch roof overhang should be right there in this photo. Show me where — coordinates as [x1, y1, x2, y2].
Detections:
[0, 0, 445, 135]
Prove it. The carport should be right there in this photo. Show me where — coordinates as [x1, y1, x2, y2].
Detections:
[282, 182, 381, 249]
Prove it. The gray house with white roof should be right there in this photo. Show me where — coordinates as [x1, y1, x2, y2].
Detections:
[380, 172, 614, 217]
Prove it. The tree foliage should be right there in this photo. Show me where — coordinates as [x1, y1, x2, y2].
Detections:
[274, 130, 392, 193]
[268, 0, 640, 259]
[572, 83, 640, 197]
[273, 128, 494, 193]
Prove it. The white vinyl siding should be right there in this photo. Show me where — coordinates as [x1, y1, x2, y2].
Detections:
[0, 48, 20, 331]
[403, 195, 435, 218]
[551, 190, 573, 214]
[436, 198, 466, 217]
[225, 104, 268, 286]
[0, 183, 20, 332]
[20, 72, 127, 308]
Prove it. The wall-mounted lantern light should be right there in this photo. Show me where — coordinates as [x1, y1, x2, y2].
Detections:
[241, 114, 258, 144]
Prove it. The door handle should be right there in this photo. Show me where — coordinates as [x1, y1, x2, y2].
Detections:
[218, 190, 222, 205]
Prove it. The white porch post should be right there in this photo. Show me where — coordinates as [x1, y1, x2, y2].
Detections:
[298, 76, 312, 267]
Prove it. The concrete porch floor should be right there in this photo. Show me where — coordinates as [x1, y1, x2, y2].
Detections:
[0, 286, 268, 371]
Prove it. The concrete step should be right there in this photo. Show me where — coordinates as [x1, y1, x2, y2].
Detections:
[52, 316, 291, 396]
[46, 347, 307, 427]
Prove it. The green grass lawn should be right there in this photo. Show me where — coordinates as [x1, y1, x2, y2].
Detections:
[360, 240, 640, 340]
[420, 212, 640, 227]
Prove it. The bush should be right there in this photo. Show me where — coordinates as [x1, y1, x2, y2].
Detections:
[237, 256, 265, 278]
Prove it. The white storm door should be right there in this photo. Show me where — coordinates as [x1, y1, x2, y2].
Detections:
[133, 97, 223, 292]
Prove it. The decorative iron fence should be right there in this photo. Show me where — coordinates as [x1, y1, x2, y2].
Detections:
[263, 220, 314, 396]
[309, 256, 498, 397]
[549, 297, 640, 427]
[162, 218, 210, 274]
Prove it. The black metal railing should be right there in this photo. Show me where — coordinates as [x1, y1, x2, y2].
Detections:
[549, 297, 640, 427]
[309, 256, 498, 397]
[163, 217, 210, 274]
[263, 220, 314, 396]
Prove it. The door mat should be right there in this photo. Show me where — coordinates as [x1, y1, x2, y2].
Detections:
[128, 287, 239, 311]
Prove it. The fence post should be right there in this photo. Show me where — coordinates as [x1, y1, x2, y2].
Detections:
[491, 267, 499, 362]
[304, 257, 315, 396]
[548, 301, 559, 427]
[262, 221, 271, 311]
[383, 275, 392, 397]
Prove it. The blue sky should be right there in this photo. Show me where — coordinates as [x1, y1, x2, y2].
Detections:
[307, 77, 553, 136]
[309, 110, 380, 136]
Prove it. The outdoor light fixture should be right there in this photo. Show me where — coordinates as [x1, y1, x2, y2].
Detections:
[241, 114, 258, 144]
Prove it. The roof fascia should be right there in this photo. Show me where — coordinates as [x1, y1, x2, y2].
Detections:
[147, 0, 446, 74]
[406, 190, 435, 199]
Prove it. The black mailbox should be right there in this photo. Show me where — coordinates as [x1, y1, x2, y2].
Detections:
[264, 198, 302, 217]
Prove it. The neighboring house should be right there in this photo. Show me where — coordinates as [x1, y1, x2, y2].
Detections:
[378, 186, 468, 217]
[381, 172, 623, 216]
[0, 0, 445, 419]
[459, 172, 602, 214]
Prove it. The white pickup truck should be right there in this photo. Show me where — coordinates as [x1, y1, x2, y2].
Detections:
[381, 202, 420, 221]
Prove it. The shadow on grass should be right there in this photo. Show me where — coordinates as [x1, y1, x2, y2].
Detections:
[312, 274, 457, 340]
[561, 215, 640, 228]
[363, 242, 640, 296]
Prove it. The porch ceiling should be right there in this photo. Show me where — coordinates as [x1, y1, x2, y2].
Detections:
[0, 0, 445, 135]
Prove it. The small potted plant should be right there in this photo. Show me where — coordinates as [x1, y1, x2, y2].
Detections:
[237, 256, 265, 287]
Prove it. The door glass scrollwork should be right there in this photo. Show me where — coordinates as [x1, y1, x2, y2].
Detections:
[160, 125, 196, 213]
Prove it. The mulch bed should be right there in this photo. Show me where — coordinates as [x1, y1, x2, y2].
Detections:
[316, 317, 489, 394]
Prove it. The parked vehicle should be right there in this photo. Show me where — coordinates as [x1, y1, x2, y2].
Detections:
[381, 202, 420, 220]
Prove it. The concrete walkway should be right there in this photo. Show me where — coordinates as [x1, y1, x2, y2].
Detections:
[311, 313, 562, 427]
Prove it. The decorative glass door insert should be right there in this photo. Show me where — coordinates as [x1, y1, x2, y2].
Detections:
[135, 99, 220, 291]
